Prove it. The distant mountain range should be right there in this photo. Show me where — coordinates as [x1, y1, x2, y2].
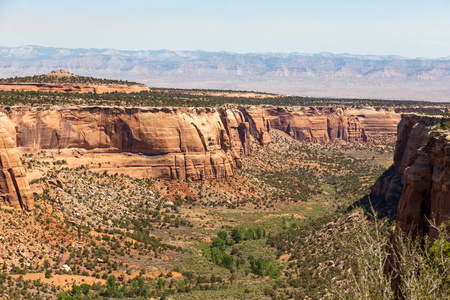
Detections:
[0, 45, 449, 101]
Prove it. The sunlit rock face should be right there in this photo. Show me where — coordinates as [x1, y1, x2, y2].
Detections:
[396, 130, 450, 240]
[2, 106, 252, 182]
[0, 104, 409, 211]
[239, 106, 367, 144]
[0, 114, 33, 211]
[371, 114, 441, 208]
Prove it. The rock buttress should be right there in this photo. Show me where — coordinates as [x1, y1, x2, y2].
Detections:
[396, 131, 450, 240]
[371, 114, 445, 212]
[0, 115, 33, 210]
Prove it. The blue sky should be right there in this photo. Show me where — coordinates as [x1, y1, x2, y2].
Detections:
[0, 0, 449, 58]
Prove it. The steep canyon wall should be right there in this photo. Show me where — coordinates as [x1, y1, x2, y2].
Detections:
[396, 127, 450, 240]
[371, 114, 443, 210]
[238, 106, 404, 145]
[2, 106, 253, 182]
[0, 114, 34, 210]
[0, 104, 404, 210]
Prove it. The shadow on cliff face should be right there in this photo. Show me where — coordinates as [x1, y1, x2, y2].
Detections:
[348, 165, 400, 221]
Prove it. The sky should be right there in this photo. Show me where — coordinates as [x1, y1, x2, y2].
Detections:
[0, 0, 449, 58]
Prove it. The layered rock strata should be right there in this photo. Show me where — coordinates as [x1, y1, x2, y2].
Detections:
[371, 114, 444, 208]
[223, 106, 448, 143]
[0, 114, 33, 211]
[396, 130, 450, 240]
[2, 106, 251, 182]
[239, 106, 368, 144]
[345, 107, 401, 135]
[0, 104, 412, 211]
[381, 115, 450, 277]
[384, 126, 450, 293]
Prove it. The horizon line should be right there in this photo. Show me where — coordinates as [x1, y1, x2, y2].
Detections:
[1, 44, 449, 61]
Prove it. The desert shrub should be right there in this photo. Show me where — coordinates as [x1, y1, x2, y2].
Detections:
[334, 212, 450, 299]
[249, 257, 280, 278]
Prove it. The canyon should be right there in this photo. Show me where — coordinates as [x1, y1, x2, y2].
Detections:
[0, 103, 403, 211]
[1, 91, 449, 298]
[1, 40, 450, 299]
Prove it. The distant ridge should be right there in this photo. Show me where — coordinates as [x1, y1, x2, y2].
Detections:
[0, 69, 144, 86]
[0, 69, 149, 93]
[0, 45, 449, 101]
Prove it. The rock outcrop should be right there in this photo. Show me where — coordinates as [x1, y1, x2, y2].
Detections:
[396, 130, 450, 240]
[371, 114, 443, 210]
[6, 105, 393, 163]
[219, 108, 251, 155]
[345, 107, 401, 135]
[239, 106, 367, 144]
[383, 117, 450, 289]
[0, 114, 33, 211]
[238, 106, 272, 145]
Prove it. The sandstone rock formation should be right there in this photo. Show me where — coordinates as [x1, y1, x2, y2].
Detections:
[3, 106, 250, 181]
[344, 107, 401, 135]
[0, 114, 33, 211]
[219, 108, 251, 155]
[238, 106, 272, 145]
[383, 120, 450, 288]
[0, 104, 411, 211]
[371, 114, 442, 208]
[396, 130, 450, 240]
[239, 106, 367, 144]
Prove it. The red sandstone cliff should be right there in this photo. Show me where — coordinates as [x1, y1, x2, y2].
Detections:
[0, 114, 33, 211]
[0, 104, 410, 211]
[1, 106, 252, 183]
[239, 106, 368, 144]
[396, 130, 450, 240]
[371, 114, 442, 208]
[0, 106, 256, 210]
[345, 107, 401, 135]
[380, 115, 450, 290]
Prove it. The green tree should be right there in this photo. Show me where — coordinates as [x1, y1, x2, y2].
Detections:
[231, 227, 246, 243]
[57, 291, 76, 300]
[106, 275, 117, 297]
[221, 254, 234, 270]
[211, 247, 223, 265]
[217, 231, 228, 241]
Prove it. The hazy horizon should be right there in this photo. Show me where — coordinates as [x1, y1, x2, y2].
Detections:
[1, 0, 449, 59]
[1, 45, 449, 102]
[3, 44, 450, 60]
